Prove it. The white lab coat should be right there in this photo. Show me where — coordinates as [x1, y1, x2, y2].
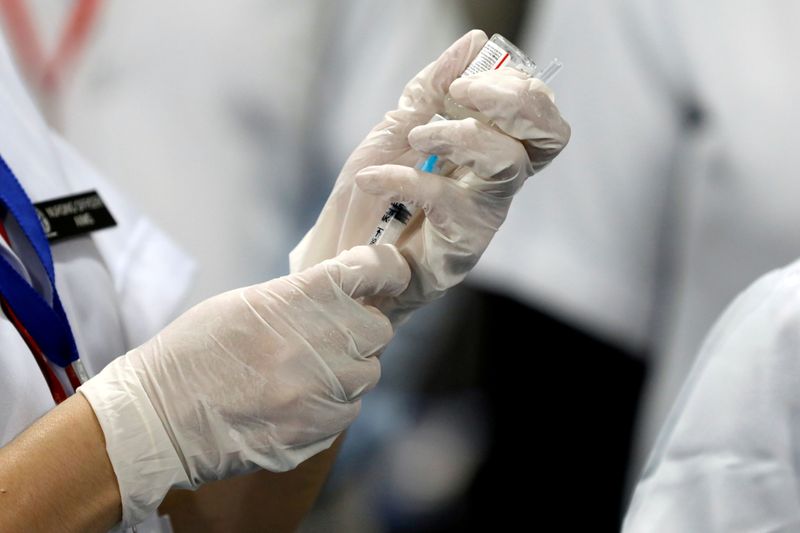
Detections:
[623, 257, 800, 531]
[0, 35, 192, 533]
[29, 0, 339, 305]
[473, 0, 800, 474]
[0, 0, 326, 305]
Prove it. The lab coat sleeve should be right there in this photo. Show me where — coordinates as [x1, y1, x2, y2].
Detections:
[48, 132, 196, 348]
[473, 0, 685, 351]
[623, 260, 800, 532]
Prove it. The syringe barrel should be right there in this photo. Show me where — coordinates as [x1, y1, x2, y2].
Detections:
[370, 153, 440, 246]
[369, 202, 415, 245]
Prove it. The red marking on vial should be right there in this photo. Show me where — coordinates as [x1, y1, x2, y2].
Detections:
[495, 52, 510, 69]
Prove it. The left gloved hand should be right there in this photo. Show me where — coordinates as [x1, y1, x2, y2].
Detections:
[290, 30, 570, 325]
[79, 245, 409, 527]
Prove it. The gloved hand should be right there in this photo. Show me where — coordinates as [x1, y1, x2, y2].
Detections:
[290, 30, 570, 324]
[78, 245, 410, 527]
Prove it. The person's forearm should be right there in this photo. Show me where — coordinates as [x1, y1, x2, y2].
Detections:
[160, 434, 344, 532]
[0, 393, 121, 533]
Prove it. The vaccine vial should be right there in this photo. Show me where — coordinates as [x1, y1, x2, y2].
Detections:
[443, 34, 544, 122]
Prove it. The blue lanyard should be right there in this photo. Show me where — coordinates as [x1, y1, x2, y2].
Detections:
[0, 154, 79, 367]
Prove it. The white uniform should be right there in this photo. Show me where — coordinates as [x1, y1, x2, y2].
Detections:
[0, 36, 192, 532]
[19, 0, 333, 305]
[624, 258, 800, 531]
[474, 0, 800, 471]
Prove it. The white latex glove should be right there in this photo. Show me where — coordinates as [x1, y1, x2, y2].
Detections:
[78, 245, 410, 527]
[290, 30, 570, 325]
[624, 258, 800, 532]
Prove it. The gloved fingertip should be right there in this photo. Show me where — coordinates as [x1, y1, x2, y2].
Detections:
[354, 173, 384, 194]
[496, 66, 530, 79]
[451, 29, 489, 60]
[447, 68, 521, 100]
[465, 28, 489, 42]
[429, 30, 489, 87]
[355, 165, 381, 177]
[333, 244, 411, 299]
[406, 124, 428, 146]
[448, 77, 469, 101]
[372, 244, 412, 295]
[408, 123, 449, 155]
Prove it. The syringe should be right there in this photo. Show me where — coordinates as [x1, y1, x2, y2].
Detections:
[368, 153, 440, 245]
[368, 34, 562, 246]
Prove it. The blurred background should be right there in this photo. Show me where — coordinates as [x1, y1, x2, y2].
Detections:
[4, 0, 800, 531]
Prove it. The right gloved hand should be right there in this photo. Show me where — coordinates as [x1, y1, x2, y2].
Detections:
[290, 30, 570, 326]
[78, 244, 410, 528]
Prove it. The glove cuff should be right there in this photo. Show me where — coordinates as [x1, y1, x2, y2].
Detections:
[78, 355, 191, 528]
